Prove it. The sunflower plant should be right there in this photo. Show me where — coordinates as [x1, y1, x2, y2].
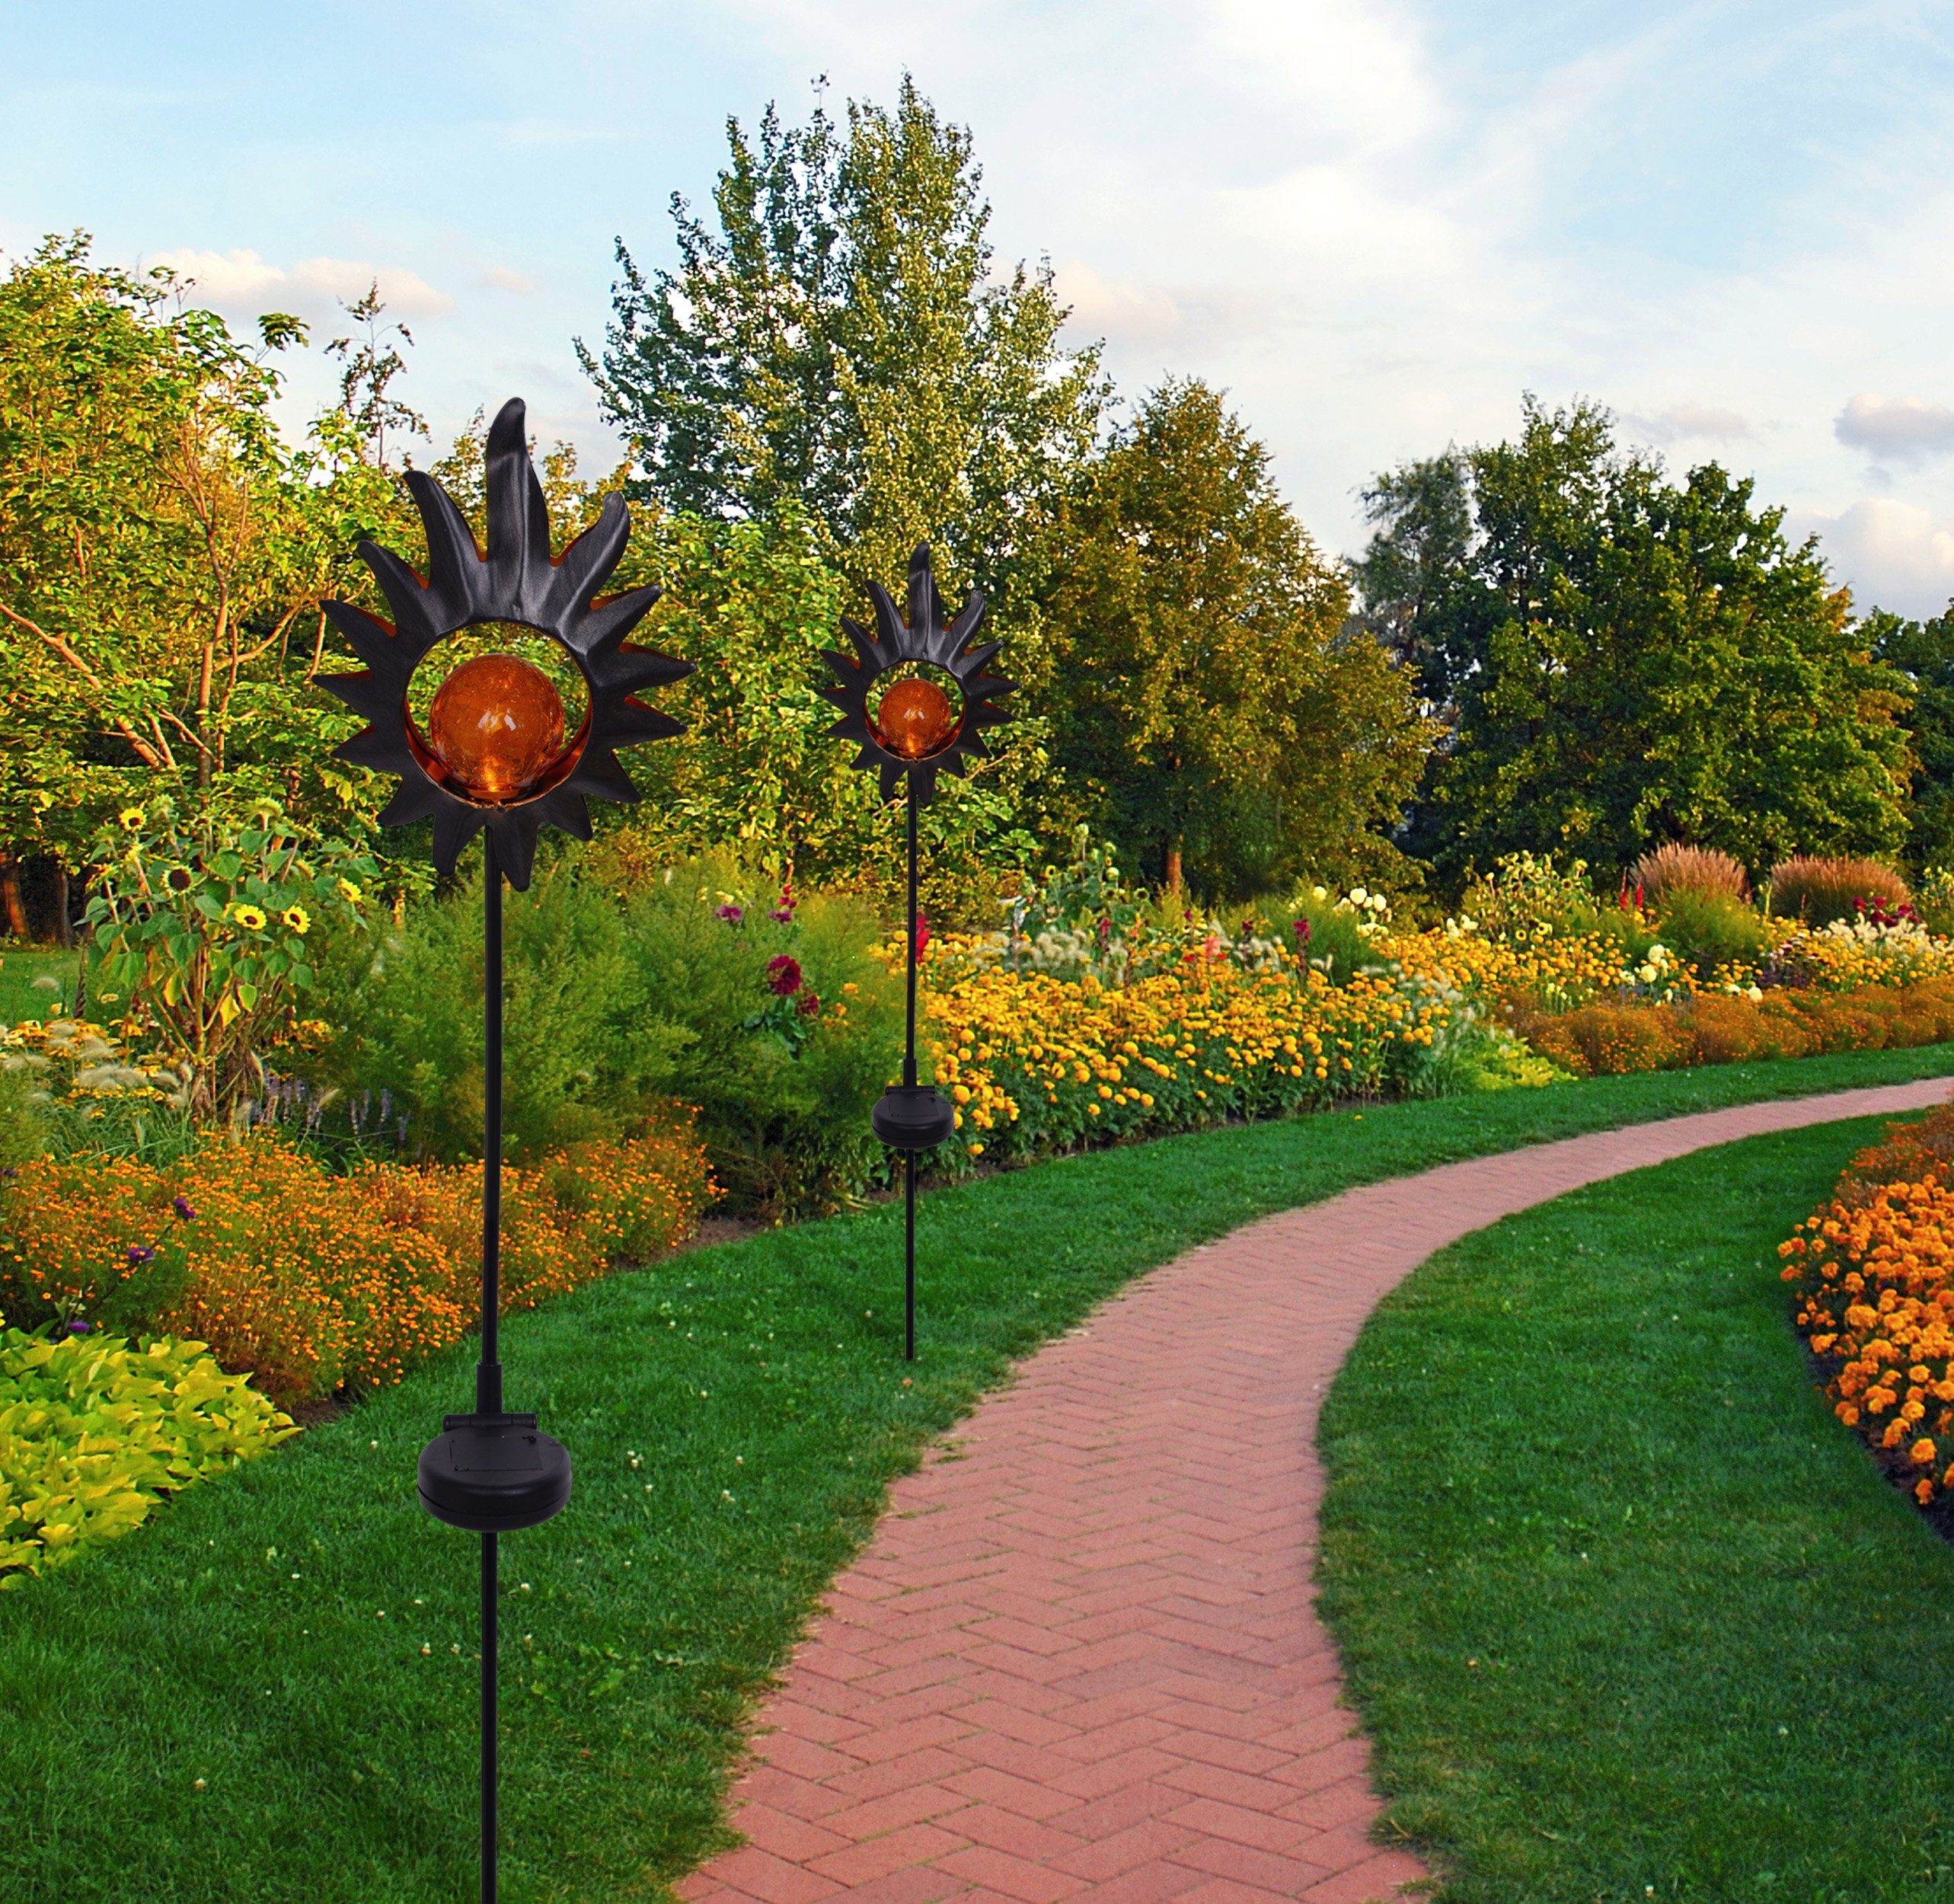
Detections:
[83, 796, 376, 1120]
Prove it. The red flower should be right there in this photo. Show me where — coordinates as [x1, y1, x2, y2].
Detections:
[915, 912, 931, 959]
[796, 990, 820, 1017]
[765, 954, 803, 996]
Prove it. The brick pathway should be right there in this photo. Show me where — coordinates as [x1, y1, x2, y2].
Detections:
[680, 1081, 1950, 1904]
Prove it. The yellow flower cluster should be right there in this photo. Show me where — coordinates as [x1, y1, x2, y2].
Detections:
[1387, 925, 1632, 1011]
[921, 954, 1454, 1161]
[1782, 1104, 1954, 1507]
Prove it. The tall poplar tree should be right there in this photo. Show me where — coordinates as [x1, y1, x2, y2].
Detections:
[580, 77, 1106, 622]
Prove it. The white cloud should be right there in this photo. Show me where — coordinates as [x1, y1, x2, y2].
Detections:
[1623, 404, 1755, 446]
[1052, 260, 1182, 344]
[481, 265, 537, 294]
[1795, 497, 1954, 619]
[1835, 391, 1954, 463]
[146, 246, 453, 320]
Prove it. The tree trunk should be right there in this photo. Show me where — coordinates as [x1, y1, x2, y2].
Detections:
[0, 853, 27, 939]
[1164, 841, 1183, 896]
[53, 864, 71, 948]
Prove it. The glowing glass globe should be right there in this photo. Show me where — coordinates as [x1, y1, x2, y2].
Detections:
[875, 677, 959, 760]
[425, 653, 566, 803]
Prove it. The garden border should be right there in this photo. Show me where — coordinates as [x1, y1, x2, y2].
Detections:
[679, 1077, 1952, 1904]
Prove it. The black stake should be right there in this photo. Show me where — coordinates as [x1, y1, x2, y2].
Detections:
[481, 835, 503, 1904]
[904, 782, 919, 1362]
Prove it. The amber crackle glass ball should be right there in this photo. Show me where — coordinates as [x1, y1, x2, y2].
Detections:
[426, 653, 567, 803]
[875, 677, 959, 760]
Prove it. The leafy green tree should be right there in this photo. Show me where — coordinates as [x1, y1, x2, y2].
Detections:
[1867, 604, 1954, 870]
[0, 235, 417, 925]
[1045, 379, 1431, 900]
[1357, 397, 1914, 880]
[580, 77, 1105, 620]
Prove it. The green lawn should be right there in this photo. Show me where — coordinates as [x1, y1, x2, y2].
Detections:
[1319, 1117, 1954, 1901]
[0, 942, 75, 1026]
[2, 1045, 1952, 1903]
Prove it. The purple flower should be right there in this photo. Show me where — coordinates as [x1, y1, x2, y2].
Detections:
[127, 1244, 155, 1267]
[765, 954, 803, 997]
[797, 990, 821, 1018]
[65, 1319, 89, 1337]
[1291, 917, 1313, 945]
[172, 1194, 196, 1222]
[715, 903, 744, 924]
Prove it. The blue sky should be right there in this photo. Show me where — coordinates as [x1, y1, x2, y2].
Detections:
[11, 0, 1954, 612]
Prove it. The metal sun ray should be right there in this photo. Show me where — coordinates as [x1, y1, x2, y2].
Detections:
[817, 543, 1015, 803]
[316, 396, 691, 890]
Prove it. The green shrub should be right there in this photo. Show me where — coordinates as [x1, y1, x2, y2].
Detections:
[621, 858, 905, 1215]
[1652, 888, 1770, 976]
[0, 1327, 295, 1587]
[1260, 887, 1381, 986]
[1767, 855, 1911, 926]
[310, 861, 685, 1163]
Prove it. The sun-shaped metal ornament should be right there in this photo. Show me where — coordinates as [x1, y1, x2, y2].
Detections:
[818, 543, 1014, 801]
[318, 396, 690, 890]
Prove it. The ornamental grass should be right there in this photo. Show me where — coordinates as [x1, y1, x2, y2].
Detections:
[1631, 842, 1750, 902]
[1781, 1102, 1954, 1509]
[0, 1121, 715, 1404]
[1768, 855, 1911, 926]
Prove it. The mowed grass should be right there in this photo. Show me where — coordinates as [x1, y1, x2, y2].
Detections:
[2, 1045, 1952, 1903]
[1319, 1118, 1954, 1901]
[0, 943, 75, 1026]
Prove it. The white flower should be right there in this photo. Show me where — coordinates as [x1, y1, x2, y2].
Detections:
[1350, 887, 1368, 906]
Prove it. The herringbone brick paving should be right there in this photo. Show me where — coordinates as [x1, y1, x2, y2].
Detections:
[680, 1081, 1950, 1902]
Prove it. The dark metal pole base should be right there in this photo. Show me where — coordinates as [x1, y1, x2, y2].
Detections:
[419, 1413, 572, 1532]
[871, 1084, 956, 1152]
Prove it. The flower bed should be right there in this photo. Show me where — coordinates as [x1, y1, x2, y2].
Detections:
[0, 1327, 294, 1588]
[1781, 1102, 1954, 1509]
[921, 954, 1543, 1161]
[0, 1121, 716, 1403]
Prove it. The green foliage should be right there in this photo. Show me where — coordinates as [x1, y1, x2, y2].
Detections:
[311, 852, 905, 1215]
[1459, 851, 1601, 939]
[620, 860, 905, 1214]
[606, 506, 1039, 918]
[311, 861, 680, 1165]
[85, 797, 375, 1119]
[1920, 866, 1954, 939]
[1652, 887, 1770, 976]
[1046, 379, 1430, 900]
[0, 1065, 45, 1170]
[1358, 397, 1914, 877]
[0, 1326, 294, 1587]
[1868, 602, 1954, 871]
[583, 78, 1104, 616]
[1258, 886, 1384, 986]
[0, 235, 413, 879]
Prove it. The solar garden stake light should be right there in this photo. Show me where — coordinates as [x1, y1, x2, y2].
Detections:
[318, 397, 691, 1903]
[819, 544, 1014, 1360]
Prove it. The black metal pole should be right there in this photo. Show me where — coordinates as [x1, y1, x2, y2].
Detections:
[481, 836, 503, 1904]
[481, 1528, 497, 1904]
[904, 781, 918, 1363]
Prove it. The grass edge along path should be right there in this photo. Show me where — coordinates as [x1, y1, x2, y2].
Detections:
[1319, 1116, 1954, 1902]
[0, 1044, 1950, 1904]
